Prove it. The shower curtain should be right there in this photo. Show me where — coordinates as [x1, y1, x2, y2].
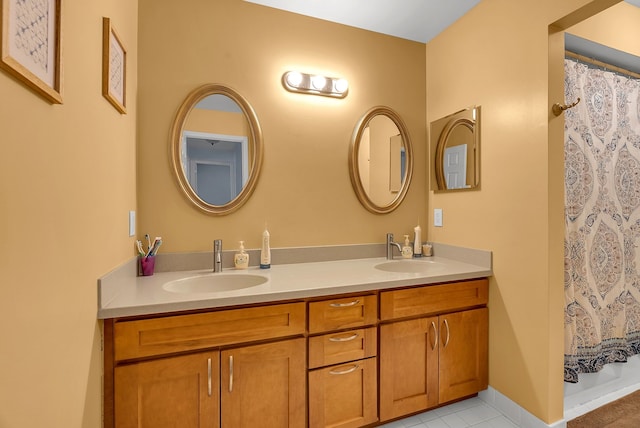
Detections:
[564, 58, 640, 383]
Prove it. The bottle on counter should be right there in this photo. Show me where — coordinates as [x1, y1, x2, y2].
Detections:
[401, 234, 413, 259]
[260, 228, 271, 269]
[234, 241, 249, 269]
[413, 224, 422, 257]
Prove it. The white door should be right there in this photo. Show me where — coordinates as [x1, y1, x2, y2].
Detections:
[443, 144, 468, 189]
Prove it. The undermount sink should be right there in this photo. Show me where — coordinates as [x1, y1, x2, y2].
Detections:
[163, 273, 268, 294]
[375, 260, 444, 274]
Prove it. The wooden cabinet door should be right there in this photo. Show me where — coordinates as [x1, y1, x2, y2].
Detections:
[379, 317, 439, 422]
[114, 351, 220, 428]
[308, 357, 377, 428]
[221, 338, 306, 428]
[438, 308, 488, 403]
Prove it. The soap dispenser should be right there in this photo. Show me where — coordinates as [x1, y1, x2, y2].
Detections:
[234, 241, 249, 269]
[401, 235, 413, 259]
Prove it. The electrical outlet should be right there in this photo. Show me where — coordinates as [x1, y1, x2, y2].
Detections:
[434, 208, 443, 227]
[129, 211, 136, 237]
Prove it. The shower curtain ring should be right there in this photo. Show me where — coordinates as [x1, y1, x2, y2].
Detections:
[552, 97, 581, 116]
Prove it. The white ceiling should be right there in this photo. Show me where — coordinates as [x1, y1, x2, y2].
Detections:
[245, 0, 482, 43]
[246, 0, 640, 44]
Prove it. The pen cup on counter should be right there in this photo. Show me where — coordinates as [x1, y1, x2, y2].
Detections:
[139, 256, 156, 276]
[422, 243, 433, 257]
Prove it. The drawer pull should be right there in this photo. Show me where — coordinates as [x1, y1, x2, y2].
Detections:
[207, 358, 212, 397]
[430, 321, 438, 350]
[329, 299, 360, 308]
[329, 333, 359, 342]
[329, 364, 359, 375]
[229, 355, 234, 393]
[443, 319, 450, 348]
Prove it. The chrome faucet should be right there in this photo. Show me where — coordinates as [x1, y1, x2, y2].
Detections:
[386, 233, 402, 260]
[213, 239, 223, 272]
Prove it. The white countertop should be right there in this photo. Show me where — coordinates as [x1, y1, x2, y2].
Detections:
[98, 253, 492, 319]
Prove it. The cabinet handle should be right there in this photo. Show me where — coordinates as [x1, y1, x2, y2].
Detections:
[329, 333, 359, 342]
[229, 355, 234, 393]
[430, 321, 438, 350]
[329, 364, 359, 375]
[207, 358, 212, 397]
[329, 299, 360, 308]
[443, 319, 450, 348]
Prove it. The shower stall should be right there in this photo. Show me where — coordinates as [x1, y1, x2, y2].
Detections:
[562, 33, 640, 418]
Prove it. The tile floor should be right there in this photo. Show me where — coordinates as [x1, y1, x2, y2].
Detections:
[379, 397, 518, 428]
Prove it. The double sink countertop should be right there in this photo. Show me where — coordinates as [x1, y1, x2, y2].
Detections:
[98, 243, 492, 319]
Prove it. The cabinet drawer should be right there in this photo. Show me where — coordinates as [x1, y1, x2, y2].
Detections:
[308, 327, 377, 369]
[308, 357, 378, 428]
[380, 279, 488, 321]
[308, 294, 378, 334]
[114, 302, 305, 361]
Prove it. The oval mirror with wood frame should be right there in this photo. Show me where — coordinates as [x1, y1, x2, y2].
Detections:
[430, 106, 480, 192]
[349, 106, 414, 214]
[170, 84, 263, 215]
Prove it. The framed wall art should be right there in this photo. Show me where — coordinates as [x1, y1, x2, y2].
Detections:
[102, 17, 126, 114]
[0, 0, 63, 104]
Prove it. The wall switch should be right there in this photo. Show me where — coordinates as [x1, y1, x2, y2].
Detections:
[129, 211, 136, 237]
[434, 208, 443, 227]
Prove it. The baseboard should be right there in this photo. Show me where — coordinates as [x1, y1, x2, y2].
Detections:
[479, 387, 566, 428]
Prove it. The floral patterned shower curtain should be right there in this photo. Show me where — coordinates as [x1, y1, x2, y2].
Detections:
[564, 58, 640, 383]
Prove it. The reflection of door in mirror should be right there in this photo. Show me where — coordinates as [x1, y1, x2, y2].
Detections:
[183, 94, 252, 205]
[361, 115, 404, 206]
[182, 131, 248, 205]
[431, 106, 480, 192]
[170, 84, 263, 215]
[444, 144, 467, 189]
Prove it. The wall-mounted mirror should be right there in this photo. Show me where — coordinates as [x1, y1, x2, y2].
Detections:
[170, 84, 263, 215]
[430, 106, 480, 192]
[349, 106, 413, 214]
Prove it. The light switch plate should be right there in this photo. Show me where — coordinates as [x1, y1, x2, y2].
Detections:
[434, 208, 443, 227]
[129, 211, 136, 237]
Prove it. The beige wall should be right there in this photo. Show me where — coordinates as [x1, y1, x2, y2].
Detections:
[185, 109, 249, 137]
[426, 0, 628, 423]
[137, 0, 427, 253]
[568, 2, 640, 57]
[1, 0, 635, 426]
[0, 1, 138, 427]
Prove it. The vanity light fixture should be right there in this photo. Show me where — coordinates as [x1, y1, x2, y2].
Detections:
[282, 71, 349, 98]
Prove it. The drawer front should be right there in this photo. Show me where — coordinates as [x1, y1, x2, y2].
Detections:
[308, 357, 378, 428]
[308, 327, 377, 369]
[308, 294, 378, 334]
[114, 302, 305, 361]
[380, 279, 488, 321]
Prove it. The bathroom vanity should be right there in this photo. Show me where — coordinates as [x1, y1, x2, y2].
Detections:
[99, 248, 491, 428]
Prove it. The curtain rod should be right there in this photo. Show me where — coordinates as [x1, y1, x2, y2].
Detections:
[565, 50, 640, 80]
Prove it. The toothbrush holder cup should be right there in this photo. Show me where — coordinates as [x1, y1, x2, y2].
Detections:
[139, 256, 156, 276]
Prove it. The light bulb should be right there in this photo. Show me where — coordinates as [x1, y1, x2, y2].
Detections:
[285, 71, 303, 88]
[333, 78, 349, 94]
[311, 75, 327, 90]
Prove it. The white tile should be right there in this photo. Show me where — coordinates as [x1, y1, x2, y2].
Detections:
[403, 415, 427, 427]
[457, 403, 501, 425]
[435, 398, 482, 417]
[484, 415, 519, 428]
[425, 419, 451, 428]
[379, 420, 407, 428]
[441, 412, 470, 428]
[478, 388, 495, 407]
[469, 422, 493, 428]
[417, 410, 443, 423]
[494, 392, 522, 425]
